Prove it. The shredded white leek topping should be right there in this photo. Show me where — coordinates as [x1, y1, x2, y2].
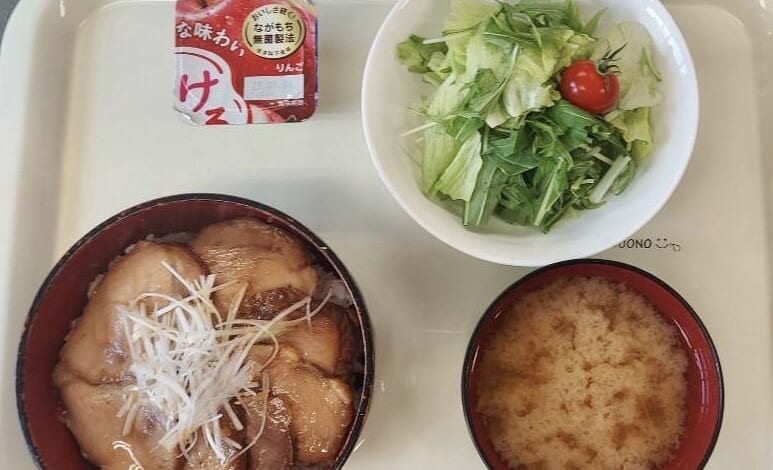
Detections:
[116, 261, 331, 463]
[112, 441, 143, 470]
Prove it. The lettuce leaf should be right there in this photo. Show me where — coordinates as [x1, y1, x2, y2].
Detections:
[396, 35, 451, 86]
[594, 22, 663, 110]
[606, 107, 654, 160]
[444, 0, 499, 33]
[397, 35, 447, 74]
[499, 29, 593, 120]
[422, 127, 459, 195]
[433, 131, 483, 201]
[502, 71, 559, 120]
[462, 28, 509, 82]
[427, 75, 469, 117]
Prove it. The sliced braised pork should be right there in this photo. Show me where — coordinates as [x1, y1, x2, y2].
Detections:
[252, 347, 353, 466]
[240, 392, 293, 470]
[190, 219, 317, 319]
[59, 241, 206, 384]
[279, 303, 357, 377]
[53, 366, 176, 470]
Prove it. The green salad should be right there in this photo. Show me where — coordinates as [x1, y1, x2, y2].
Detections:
[397, 0, 663, 232]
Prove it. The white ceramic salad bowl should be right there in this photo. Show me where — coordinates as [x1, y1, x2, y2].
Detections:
[361, 0, 698, 267]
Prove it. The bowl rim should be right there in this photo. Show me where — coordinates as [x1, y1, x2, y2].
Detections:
[15, 192, 375, 470]
[361, 0, 700, 267]
[460, 258, 724, 469]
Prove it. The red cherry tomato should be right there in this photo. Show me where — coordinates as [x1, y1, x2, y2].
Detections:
[560, 60, 620, 114]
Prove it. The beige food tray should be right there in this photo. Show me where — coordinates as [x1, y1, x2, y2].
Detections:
[0, 0, 771, 468]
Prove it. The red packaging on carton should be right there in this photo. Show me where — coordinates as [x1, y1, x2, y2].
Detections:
[174, 0, 317, 125]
